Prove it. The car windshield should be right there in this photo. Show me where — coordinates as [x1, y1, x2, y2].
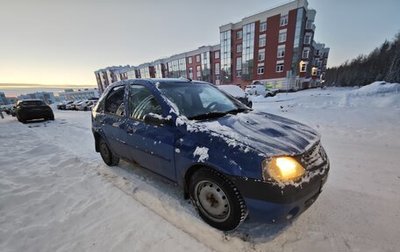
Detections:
[158, 82, 247, 120]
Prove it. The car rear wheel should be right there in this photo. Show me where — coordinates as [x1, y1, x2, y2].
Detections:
[189, 168, 247, 231]
[99, 138, 119, 166]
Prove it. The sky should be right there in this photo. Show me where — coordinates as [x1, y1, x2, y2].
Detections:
[0, 0, 399, 87]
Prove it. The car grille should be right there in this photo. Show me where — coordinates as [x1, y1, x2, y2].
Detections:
[300, 142, 328, 171]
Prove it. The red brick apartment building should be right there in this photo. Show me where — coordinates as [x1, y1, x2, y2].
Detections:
[95, 0, 329, 92]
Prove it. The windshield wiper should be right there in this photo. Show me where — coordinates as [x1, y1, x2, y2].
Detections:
[225, 108, 249, 115]
[188, 112, 229, 120]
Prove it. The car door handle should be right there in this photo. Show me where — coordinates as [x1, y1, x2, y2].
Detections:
[126, 127, 134, 134]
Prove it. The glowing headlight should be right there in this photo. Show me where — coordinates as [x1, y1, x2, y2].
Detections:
[264, 157, 305, 183]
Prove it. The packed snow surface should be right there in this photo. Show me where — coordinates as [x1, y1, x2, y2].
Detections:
[1, 84, 400, 252]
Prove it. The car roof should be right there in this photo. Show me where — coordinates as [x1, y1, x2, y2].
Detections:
[18, 99, 43, 102]
[107, 78, 210, 90]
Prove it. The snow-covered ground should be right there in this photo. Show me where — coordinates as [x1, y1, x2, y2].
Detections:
[1, 84, 399, 252]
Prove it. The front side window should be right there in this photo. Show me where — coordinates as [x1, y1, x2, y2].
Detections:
[104, 86, 125, 116]
[129, 85, 162, 121]
[158, 82, 242, 119]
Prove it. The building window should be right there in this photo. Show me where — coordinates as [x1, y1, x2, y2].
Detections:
[302, 48, 310, 58]
[304, 33, 312, 44]
[276, 63, 284, 72]
[236, 57, 242, 70]
[259, 34, 266, 47]
[188, 56, 192, 64]
[196, 55, 200, 63]
[306, 20, 313, 30]
[279, 30, 287, 43]
[241, 23, 255, 81]
[277, 45, 285, 58]
[188, 67, 193, 79]
[236, 30, 243, 39]
[196, 66, 201, 79]
[220, 30, 232, 82]
[215, 63, 220, 75]
[280, 14, 288, 26]
[300, 61, 308, 72]
[237, 44, 242, 53]
[257, 66, 264, 75]
[260, 21, 267, 32]
[258, 49, 265, 61]
[214, 51, 220, 59]
[312, 67, 318, 76]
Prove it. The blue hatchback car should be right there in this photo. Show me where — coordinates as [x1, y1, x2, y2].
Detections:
[92, 78, 329, 231]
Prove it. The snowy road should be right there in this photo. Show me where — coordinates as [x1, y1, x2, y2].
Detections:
[1, 87, 399, 251]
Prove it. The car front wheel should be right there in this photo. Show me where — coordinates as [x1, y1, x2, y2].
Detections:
[189, 168, 248, 231]
[99, 138, 120, 166]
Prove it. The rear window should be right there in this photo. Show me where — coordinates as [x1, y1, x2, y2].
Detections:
[21, 101, 45, 106]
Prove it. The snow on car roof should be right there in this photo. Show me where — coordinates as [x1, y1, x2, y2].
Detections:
[218, 85, 245, 98]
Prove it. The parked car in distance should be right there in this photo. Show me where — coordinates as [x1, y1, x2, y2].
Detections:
[16, 99, 54, 123]
[218, 84, 252, 108]
[57, 101, 73, 110]
[77, 99, 97, 111]
[1, 104, 15, 115]
[245, 84, 278, 97]
[92, 79, 329, 231]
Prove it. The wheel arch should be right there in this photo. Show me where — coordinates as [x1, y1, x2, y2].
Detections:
[93, 130, 102, 152]
[182, 163, 235, 200]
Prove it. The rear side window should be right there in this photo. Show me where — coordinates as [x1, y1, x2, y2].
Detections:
[104, 86, 125, 116]
[129, 85, 162, 121]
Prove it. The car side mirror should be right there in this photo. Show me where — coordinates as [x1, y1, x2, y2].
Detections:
[144, 113, 173, 126]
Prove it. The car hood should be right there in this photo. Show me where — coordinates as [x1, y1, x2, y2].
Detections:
[192, 111, 320, 156]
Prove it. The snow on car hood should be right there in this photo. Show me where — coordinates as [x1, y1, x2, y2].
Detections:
[189, 111, 320, 156]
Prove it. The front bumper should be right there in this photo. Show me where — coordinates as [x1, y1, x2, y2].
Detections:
[229, 166, 329, 223]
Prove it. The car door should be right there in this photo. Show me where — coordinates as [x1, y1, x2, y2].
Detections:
[100, 85, 128, 155]
[121, 84, 177, 180]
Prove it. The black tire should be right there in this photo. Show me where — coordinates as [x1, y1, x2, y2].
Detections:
[248, 102, 253, 108]
[17, 114, 26, 124]
[99, 138, 119, 166]
[189, 168, 247, 231]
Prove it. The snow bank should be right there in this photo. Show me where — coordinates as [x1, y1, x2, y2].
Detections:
[351, 81, 400, 96]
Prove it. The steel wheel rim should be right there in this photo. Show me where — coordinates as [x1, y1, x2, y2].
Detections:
[194, 180, 231, 222]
